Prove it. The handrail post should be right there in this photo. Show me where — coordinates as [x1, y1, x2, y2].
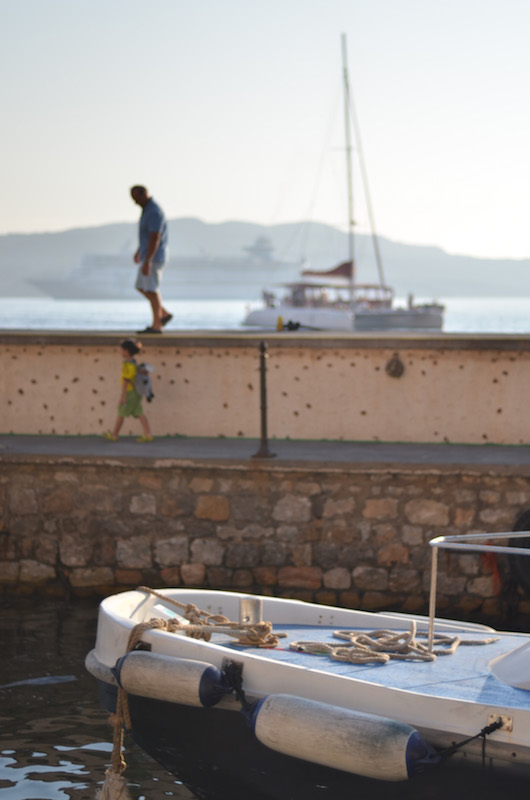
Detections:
[252, 341, 276, 459]
[428, 545, 439, 651]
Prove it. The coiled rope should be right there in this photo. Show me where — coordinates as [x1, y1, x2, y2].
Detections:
[290, 620, 499, 664]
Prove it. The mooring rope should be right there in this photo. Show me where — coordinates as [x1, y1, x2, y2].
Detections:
[136, 586, 283, 647]
[290, 620, 499, 664]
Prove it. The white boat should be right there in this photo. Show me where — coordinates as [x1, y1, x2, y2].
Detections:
[243, 36, 444, 333]
[86, 531, 530, 799]
[244, 270, 444, 332]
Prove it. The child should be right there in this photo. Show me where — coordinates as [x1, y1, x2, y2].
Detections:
[102, 338, 154, 442]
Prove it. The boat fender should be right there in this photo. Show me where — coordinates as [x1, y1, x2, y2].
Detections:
[248, 694, 438, 782]
[112, 650, 232, 708]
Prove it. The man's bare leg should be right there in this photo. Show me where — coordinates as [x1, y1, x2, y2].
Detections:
[137, 288, 170, 331]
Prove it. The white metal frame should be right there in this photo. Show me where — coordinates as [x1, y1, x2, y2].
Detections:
[428, 530, 530, 649]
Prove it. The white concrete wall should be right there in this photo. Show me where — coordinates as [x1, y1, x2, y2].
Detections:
[2, 332, 530, 444]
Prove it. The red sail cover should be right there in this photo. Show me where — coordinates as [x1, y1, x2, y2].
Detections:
[302, 261, 353, 279]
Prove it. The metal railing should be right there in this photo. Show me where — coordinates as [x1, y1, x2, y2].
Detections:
[428, 530, 530, 649]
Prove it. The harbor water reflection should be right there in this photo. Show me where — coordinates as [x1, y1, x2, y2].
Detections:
[0, 599, 195, 800]
[1, 598, 530, 800]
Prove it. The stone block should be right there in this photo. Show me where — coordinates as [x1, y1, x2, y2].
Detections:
[195, 495, 230, 522]
[363, 498, 398, 520]
[252, 566, 278, 586]
[313, 542, 340, 569]
[155, 536, 189, 567]
[240, 523, 274, 540]
[19, 559, 56, 582]
[361, 591, 392, 611]
[190, 538, 225, 566]
[323, 567, 351, 590]
[180, 562, 206, 585]
[479, 508, 514, 526]
[260, 541, 287, 566]
[206, 566, 233, 587]
[338, 590, 361, 608]
[189, 477, 214, 493]
[69, 567, 114, 587]
[79, 486, 122, 513]
[60, 533, 94, 567]
[115, 569, 143, 585]
[116, 535, 152, 569]
[9, 487, 38, 515]
[225, 543, 259, 568]
[388, 567, 421, 593]
[34, 535, 58, 566]
[276, 525, 300, 543]
[232, 569, 253, 588]
[289, 543, 312, 566]
[322, 498, 355, 518]
[400, 595, 426, 613]
[138, 474, 162, 490]
[231, 496, 270, 523]
[404, 498, 450, 526]
[160, 566, 181, 585]
[377, 542, 409, 567]
[375, 524, 398, 544]
[129, 493, 156, 515]
[431, 573, 467, 596]
[278, 566, 322, 589]
[467, 575, 496, 597]
[352, 565, 388, 591]
[272, 495, 312, 523]
[314, 590, 338, 606]
[454, 507, 475, 527]
[401, 525, 423, 546]
[506, 491, 530, 505]
[0, 561, 19, 583]
[42, 487, 74, 514]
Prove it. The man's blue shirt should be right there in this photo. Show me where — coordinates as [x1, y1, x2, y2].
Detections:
[139, 198, 168, 263]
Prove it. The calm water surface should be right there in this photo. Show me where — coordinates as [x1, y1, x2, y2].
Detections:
[1, 599, 530, 800]
[1, 296, 530, 333]
[0, 599, 195, 800]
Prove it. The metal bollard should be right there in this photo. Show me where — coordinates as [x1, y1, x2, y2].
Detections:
[252, 341, 276, 459]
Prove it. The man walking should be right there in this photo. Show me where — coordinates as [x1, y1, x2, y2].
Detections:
[130, 185, 173, 333]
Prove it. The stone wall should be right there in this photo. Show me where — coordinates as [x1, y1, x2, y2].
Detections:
[2, 452, 530, 626]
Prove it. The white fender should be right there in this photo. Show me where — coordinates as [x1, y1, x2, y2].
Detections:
[251, 694, 436, 781]
[113, 650, 230, 707]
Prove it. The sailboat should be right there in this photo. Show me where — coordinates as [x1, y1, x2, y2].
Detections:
[243, 35, 444, 332]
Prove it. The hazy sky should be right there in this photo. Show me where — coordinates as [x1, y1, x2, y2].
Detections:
[1, 0, 529, 259]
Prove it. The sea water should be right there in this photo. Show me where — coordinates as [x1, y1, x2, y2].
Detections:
[0, 296, 529, 333]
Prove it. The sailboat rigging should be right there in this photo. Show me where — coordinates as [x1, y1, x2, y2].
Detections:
[243, 34, 444, 332]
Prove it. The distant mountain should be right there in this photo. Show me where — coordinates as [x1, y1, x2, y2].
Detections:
[0, 217, 529, 298]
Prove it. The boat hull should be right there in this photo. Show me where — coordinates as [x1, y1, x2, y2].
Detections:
[94, 677, 530, 800]
[243, 305, 444, 332]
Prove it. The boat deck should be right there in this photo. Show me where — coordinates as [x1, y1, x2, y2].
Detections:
[222, 625, 530, 709]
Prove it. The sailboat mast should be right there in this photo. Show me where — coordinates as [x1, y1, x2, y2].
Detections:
[341, 33, 355, 290]
[341, 33, 387, 289]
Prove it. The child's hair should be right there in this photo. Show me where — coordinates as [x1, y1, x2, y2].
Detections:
[120, 338, 141, 356]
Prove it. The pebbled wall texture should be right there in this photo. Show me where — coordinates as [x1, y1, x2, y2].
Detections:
[2, 331, 530, 444]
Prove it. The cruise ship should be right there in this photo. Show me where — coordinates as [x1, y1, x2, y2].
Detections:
[30, 237, 307, 301]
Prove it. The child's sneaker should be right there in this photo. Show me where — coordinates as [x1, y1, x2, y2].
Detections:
[136, 435, 154, 443]
[102, 431, 118, 441]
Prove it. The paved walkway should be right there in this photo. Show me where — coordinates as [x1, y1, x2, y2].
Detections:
[1, 434, 530, 469]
